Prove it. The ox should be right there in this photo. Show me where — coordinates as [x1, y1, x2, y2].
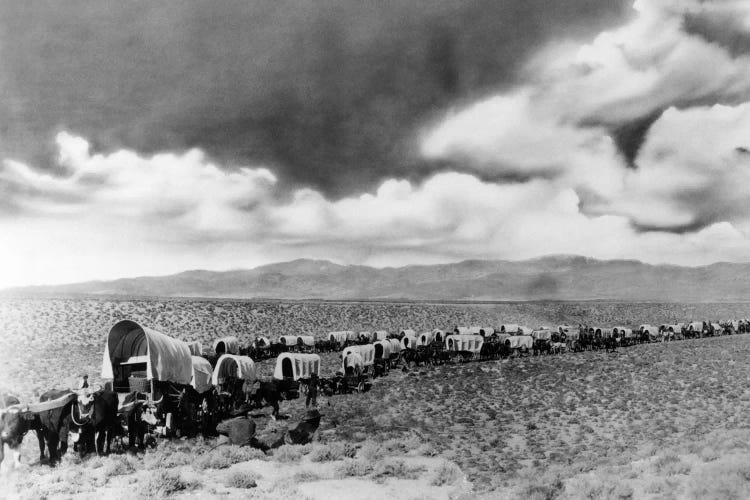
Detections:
[69, 387, 120, 457]
[0, 389, 75, 466]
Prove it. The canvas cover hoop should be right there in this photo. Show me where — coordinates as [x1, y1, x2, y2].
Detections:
[444, 334, 483, 354]
[329, 331, 349, 347]
[342, 344, 375, 370]
[101, 320, 192, 385]
[373, 330, 389, 341]
[213, 336, 240, 355]
[273, 353, 321, 381]
[211, 354, 256, 386]
[373, 340, 392, 360]
[191, 355, 214, 394]
[186, 341, 203, 356]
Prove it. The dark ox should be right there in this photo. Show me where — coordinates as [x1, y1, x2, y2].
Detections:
[70, 387, 120, 457]
[0, 389, 75, 466]
[0, 394, 25, 469]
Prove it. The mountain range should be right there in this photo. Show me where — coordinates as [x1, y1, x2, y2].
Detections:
[4, 255, 750, 302]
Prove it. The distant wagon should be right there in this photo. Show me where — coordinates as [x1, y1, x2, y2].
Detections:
[358, 331, 373, 343]
[213, 336, 240, 356]
[444, 334, 483, 362]
[500, 324, 520, 334]
[373, 339, 393, 374]
[278, 335, 300, 351]
[186, 341, 203, 356]
[212, 354, 257, 391]
[400, 332, 418, 349]
[478, 327, 494, 337]
[273, 353, 321, 399]
[373, 330, 389, 341]
[342, 344, 375, 374]
[416, 331, 436, 347]
[297, 335, 316, 352]
[211, 354, 256, 414]
[329, 331, 350, 349]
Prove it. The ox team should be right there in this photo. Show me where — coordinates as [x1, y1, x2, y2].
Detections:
[1, 318, 744, 467]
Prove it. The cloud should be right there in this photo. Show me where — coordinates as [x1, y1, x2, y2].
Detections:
[5, 132, 750, 288]
[421, 0, 750, 233]
[0, 0, 631, 196]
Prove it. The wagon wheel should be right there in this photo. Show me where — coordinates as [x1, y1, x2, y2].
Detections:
[357, 380, 365, 393]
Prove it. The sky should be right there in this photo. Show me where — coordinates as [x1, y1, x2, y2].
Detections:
[3, 0, 750, 287]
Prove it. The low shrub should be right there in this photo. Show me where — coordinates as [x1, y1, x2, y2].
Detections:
[430, 461, 463, 486]
[336, 458, 374, 478]
[372, 458, 426, 482]
[309, 442, 357, 462]
[139, 471, 200, 498]
[272, 444, 308, 462]
[223, 470, 260, 489]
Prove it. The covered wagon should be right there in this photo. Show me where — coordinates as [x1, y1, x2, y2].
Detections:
[211, 354, 256, 414]
[212, 354, 256, 389]
[400, 332, 418, 349]
[444, 334, 483, 362]
[373, 330, 389, 341]
[358, 331, 373, 343]
[273, 353, 321, 400]
[102, 319, 192, 396]
[504, 335, 533, 354]
[478, 327, 494, 336]
[186, 341, 203, 356]
[416, 331, 436, 346]
[278, 335, 300, 350]
[500, 324, 520, 334]
[213, 336, 240, 356]
[373, 339, 393, 374]
[101, 320, 196, 436]
[342, 344, 375, 373]
[274, 353, 321, 381]
[190, 356, 214, 395]
[432, 329, 446, 342]
[329, 331, 350, 349]
[297, 335, 316, 352]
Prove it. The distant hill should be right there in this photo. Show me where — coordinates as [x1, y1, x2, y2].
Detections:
[4, 255, 750, 302]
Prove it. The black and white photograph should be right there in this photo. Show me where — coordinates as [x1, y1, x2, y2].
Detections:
[3, 0, 750, 497]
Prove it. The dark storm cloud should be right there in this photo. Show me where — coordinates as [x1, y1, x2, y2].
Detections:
[0, 0, 631, 196]
[683, 9, 750, 58]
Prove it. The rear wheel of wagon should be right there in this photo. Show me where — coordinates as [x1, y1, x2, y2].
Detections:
[357, 380, 365, 393]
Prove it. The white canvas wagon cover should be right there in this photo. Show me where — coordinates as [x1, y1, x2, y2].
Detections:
[387, 338, 402, 354]
[298, 335, 315, 347]
[279, 335, 299, 346]
[274, 353, 321, 381]
[212, 354, 256, 386]
[191, 356, 214, 394]
[373, 330, 389, 341]
[373, 340, 392, 360]
[186, 341, 203, 356]
[213, 336, 240, 355]
[342, 344, 375, 369]
[101, 320, 192, 385]
[445, 334, 483, 354]
[506, 335, 533, 349]
[500, 324, 519, 333]
[532, 329, 552, 340]
[400, 334, 417, 349]
[416, 331, 436, 346]
[329, 331, 350, 347]
[688, 321, 704, 331]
